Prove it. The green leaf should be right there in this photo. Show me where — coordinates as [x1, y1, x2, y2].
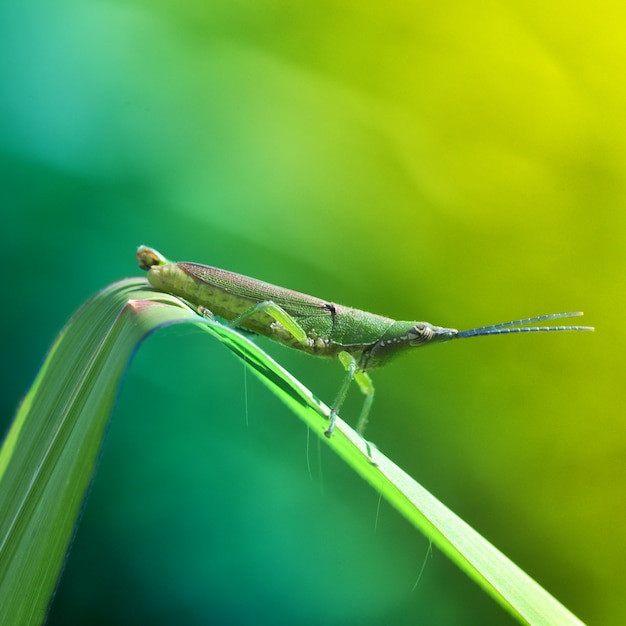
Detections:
[0, 279, 198, 625]
[0, 280, 585, 625]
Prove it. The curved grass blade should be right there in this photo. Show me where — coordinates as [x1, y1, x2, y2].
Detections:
[200, 316, 585, 626]
[0, 281, 584, 625]
[0, 279, 199, 625]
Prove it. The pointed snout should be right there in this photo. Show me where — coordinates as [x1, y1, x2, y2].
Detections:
[407, 322, 458, 346]
[430, 325, 459, 342]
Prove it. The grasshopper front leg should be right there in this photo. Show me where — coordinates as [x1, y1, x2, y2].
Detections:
[326, 352, 375, 438]
[354, 369, 375, 436]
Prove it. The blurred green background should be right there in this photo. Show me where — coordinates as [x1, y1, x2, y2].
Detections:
[1, 1, 623, 624]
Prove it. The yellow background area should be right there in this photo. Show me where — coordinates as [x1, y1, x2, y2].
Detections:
[1, 2, 623, 624]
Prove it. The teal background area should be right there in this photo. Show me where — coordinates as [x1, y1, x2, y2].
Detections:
[1, 2, 624, 624]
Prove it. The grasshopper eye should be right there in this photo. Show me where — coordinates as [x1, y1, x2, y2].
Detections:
[408, 323, 435, 345]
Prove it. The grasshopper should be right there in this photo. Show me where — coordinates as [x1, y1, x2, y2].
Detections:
[137, 246, 593, 437]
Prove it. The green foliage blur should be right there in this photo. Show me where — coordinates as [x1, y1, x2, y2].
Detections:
[1, 1, 623, 624]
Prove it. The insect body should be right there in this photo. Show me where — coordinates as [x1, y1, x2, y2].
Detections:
[137, 246, 593, 437]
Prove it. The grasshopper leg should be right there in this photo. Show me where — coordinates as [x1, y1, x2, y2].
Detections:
[325, 353, 358, 438]
[327, 353, 376, 459]
[228, 300, 308, 345]
[326, 351, 375, 438]
[197, 305, 217, 321]
[354, 370, 375, 436]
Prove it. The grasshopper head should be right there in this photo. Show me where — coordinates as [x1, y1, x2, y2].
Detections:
[363, 321, 458, 369]
[407, 322, 458, 345]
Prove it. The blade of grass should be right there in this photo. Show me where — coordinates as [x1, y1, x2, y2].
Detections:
[0, 279, 198, 625]
[199, 308, 585, 626]
[0, 280, 584, 625]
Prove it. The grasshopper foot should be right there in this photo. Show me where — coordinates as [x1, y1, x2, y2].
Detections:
[324, 411, 337, 438]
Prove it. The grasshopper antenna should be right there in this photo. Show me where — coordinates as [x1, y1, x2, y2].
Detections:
[456, 312, 594, 339]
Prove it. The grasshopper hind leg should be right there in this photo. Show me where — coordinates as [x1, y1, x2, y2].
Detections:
[228, 300, 309, 345]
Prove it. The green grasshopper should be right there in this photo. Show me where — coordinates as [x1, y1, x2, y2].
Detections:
[137, 245, 593, 437]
